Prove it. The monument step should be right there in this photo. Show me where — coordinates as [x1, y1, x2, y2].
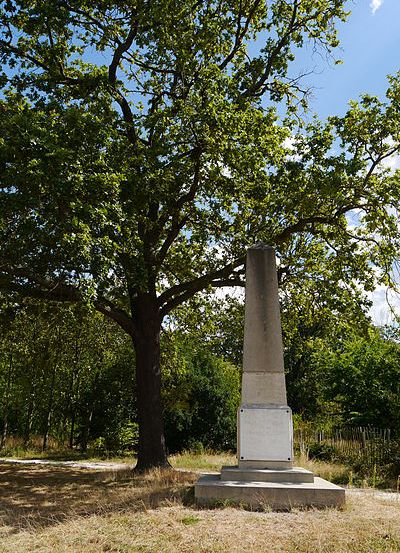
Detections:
[220, 466, 314, 483]
[195, 474, 345, 510]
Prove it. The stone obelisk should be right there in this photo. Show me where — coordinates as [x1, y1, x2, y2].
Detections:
[195, 244, 345, 509]
[238, 244, 293, 469]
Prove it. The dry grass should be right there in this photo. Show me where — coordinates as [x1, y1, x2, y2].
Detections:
[0, 462, 196, 530]
[171, 451, 353, 486]
[170, 450, 237, 472]
[295, 454, 352, 485]
[0, 460, 400, 552]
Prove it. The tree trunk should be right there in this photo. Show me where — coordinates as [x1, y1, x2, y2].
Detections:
[42, 359, 57, 451]
[43, 327, 61, 451]
[1, 414, 8, 450]
[42, 412, 51, 451]
[1, 352, 13, 449]
[80, 372, 99, 452]
[69, 409, 75, 449]
[80, 409, 93, 452]
[132, 293, 169, 471]
[68, 332, 81, 449]
[24, 396, 34, 448]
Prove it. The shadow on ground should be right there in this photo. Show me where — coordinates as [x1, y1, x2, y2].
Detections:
[0, 462, 197, 533]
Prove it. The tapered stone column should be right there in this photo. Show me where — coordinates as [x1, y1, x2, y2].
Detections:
[238, 244, 293, 469]
[241, 244, 287, 406]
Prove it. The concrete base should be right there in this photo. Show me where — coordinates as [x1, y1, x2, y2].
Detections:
[221, 466, 314, 483]
[238, 459, 293, 470]
[195, 472, 345, 510]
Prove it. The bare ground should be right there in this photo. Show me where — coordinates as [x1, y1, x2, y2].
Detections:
[0, 461, 399, 553]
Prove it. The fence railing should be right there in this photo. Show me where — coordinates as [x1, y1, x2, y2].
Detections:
[294, 426, 396, 466]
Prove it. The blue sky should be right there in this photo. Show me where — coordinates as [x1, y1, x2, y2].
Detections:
[292, 0, 400, 120]
[291, 0, 400, 324]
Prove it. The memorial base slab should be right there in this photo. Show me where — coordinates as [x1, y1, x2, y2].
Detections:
[220, 466, 314, 483]
[195, 468, 345, 510]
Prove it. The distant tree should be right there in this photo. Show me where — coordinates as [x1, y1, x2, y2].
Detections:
[0, 300, 133, 451]
[162, 332, 240, 452]
[317, 327, 400, 431]
[1, 1, 400, 469]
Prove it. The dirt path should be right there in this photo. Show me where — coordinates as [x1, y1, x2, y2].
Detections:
[0, 457, 128, 470]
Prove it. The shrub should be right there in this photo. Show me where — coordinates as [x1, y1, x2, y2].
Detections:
[162, 337, 240, 453]
[307, 441, 336, 461]
[89, 422, 138, 455]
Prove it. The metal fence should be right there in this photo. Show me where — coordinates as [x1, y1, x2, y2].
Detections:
[294, 426, 397, 466]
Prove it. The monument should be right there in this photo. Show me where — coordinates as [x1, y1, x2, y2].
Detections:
[195, 244, 345, 509]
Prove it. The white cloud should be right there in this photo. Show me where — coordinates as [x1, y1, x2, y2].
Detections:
[283, 136, 295, 150]
[283, 136, 302, 162]
[379, 138, 400, 171]
[381, 152, 400, 172]
[370, 0, 383, 14]
[369, 286, 400, 326]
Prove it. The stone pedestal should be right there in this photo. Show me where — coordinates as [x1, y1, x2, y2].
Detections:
[195, 474, 345, 510]
[195, 244, 345, 510]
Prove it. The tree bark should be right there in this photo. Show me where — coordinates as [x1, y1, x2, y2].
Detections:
[1, 352, 13, 449]
[80, 408, 93, 452]
[69, 408, 75, 449]
[24, 396, 34, 448]
[42, 360, 57, 451]
[132, 293, 169, 471]
[68, 331, 81, 449]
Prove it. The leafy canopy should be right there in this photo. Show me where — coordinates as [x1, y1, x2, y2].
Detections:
[0, 1, 399, 328]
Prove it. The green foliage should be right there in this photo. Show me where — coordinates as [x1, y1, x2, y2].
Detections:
[91, 422, 139, 455]
[317, 328, 400, 431]
[162, 333, 240, 452]
[280, 254, 372, 418]
[0, 298, 242, 454]
[0, 299, 135, 450]
[307, 442, 337, 462]
[180, 516, 200, 526]
[1, 1, 400, 467]
[118, 422, 139, 451]
[0, 0, 397, 327]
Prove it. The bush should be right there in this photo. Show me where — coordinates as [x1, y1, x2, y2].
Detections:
[162, 337, 240, 453]
[117, 422, 139, 451]
[89, 422, 138, 455]
[307, 441, 336, 461]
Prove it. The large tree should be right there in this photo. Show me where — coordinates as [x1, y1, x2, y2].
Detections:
[1, 0, 400, 469]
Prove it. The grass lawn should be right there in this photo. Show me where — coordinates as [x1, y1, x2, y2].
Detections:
[0, 454, 399, 552]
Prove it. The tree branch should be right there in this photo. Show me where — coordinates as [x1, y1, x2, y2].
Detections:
[159, 201, 367, 317]
[0, 267, 135, 335]
[219, 0, 262, 70]
[273, 203, 363, 245]
[108, 18, 139, 145]
[242, 0, 300, 98]
[0, 39, 50, 72]
[159, 256, 246, 316]
[209, 277, 245, 287]
[93, 299, 135, 335]
[156, 148, 202, 266]
[60, 2, 110, 34]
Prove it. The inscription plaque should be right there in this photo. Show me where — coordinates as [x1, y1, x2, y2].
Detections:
[238, 406, 293, 461]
